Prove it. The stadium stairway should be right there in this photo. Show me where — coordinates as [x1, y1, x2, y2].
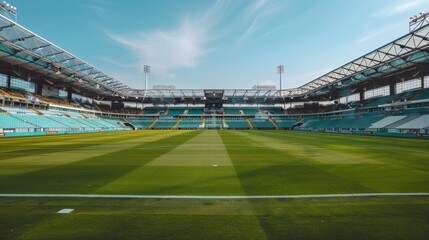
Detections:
[123, 117, 131, 124]
[120, 118, 136, 130]
[269, 119, 279, 129]
[122, 122, 136, 130]
[246, 118, 253, 129]
[291, 118, 305, 130]
[30, 109, 43, 116]
[149, 118, 159, 129]
[173, 117, 181, 129]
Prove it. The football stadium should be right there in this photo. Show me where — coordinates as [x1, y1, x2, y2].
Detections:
[0, 1, 429, 239]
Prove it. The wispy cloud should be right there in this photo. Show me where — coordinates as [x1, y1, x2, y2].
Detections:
[355, 20, 404, 45]
[290, 67, 336, 87]
[256, 80, 277, 87]
[106, 0, 233, 77]
[248, 0, 269, 15]
[107, 19, 208, 76]
[237, 0, 284, 43]
[87, 5, 111, 21]
[356, 28, 389, 44]
[97, 55, 137, 69]
[105, 0, 287, 87]
[85, 0, 117, 22]
[373, 0, 426, 18]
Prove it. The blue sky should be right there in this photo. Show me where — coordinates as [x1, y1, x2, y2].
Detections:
[10, 0, 429, 90]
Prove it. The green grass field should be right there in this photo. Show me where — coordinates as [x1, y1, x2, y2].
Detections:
[0, 130, 428, 239]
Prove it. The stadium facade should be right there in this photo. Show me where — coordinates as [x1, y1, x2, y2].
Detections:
[0, 10, 429, 137]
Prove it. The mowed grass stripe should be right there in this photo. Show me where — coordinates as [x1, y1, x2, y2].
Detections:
[251, 130, 429, 168]
[96, 130, 268, 238]
[147, 130, 233, 166]
[0, 197, 271, 240]
[0, 130, 184, 152]
[244, 130, 429, 193]
[219, 130, 378, 195]
[0, 130, 428, 239]
[98, 131, 253, 195]
[0, 130, 186, 177]
[0, 131, 110, 147]
[220, 130, 429, 239]
[0, 131, 164, 160]
[0, 131, 200, 194]
[0, 130, 186, 164]
[1, 196, 428, 240]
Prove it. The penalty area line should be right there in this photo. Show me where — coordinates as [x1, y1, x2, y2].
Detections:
[0, 193, 428, 200]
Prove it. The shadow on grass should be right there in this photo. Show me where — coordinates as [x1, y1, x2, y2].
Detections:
[0, 131, 201, 194]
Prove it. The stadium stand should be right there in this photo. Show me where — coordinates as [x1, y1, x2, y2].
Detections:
[178, 117, 202, 129]
[205, 117, 223, 129]
[273, 118, 299, 129]
[369, 116, 408, 129]
[0, 104, 128, 136]
[127, 118, 156, 129]
[396, 115, 429, 129]
[250, 118, 276, 129]
[413, 88, 429, 101]
[2, 72, 429, 137]
[166, 108, 185, 115]
[0, 113, 35, 128]
[186, 108, 204, 115]
[242, 108, 259, 115]
[223, 108, 241, 115]
[152, 116, 178, 129]
[143, 108, 163, 115]
[260, 108, 284, 115]
[1, 8, 429, 139]
[383, 115, 421, 129]
[298, 113, 385, 130]
[225, 118, 250, 129]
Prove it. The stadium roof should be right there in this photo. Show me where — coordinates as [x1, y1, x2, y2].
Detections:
[0, 11, 428, 103]
[0, 14, 131, 97]
[301, 22, 429, 96]
[130, 88, 299, 105]
[120, 20, 429, 100]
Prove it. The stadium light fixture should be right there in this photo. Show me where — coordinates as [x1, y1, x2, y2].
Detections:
[0, 1, 17, 22]
[144, 65, 150, 90]
[409, 9, 429, 32]
[143, 64, 150, 101]
[277, 65, 284, 95]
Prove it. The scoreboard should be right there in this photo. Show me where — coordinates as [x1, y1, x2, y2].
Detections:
[204, 90, 224, 98]
[204, 89, 225, 112]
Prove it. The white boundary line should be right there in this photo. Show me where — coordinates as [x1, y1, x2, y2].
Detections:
[0, 193, 428, 200]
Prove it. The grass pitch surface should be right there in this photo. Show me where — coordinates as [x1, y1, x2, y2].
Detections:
[0, 130, 428, 239]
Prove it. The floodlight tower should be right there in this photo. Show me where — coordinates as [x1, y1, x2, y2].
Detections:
[0, 1, 17, 22]
[409, 9, 429, 32]
[144, 64, 150, 95]
[277, 65, 284, 94]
